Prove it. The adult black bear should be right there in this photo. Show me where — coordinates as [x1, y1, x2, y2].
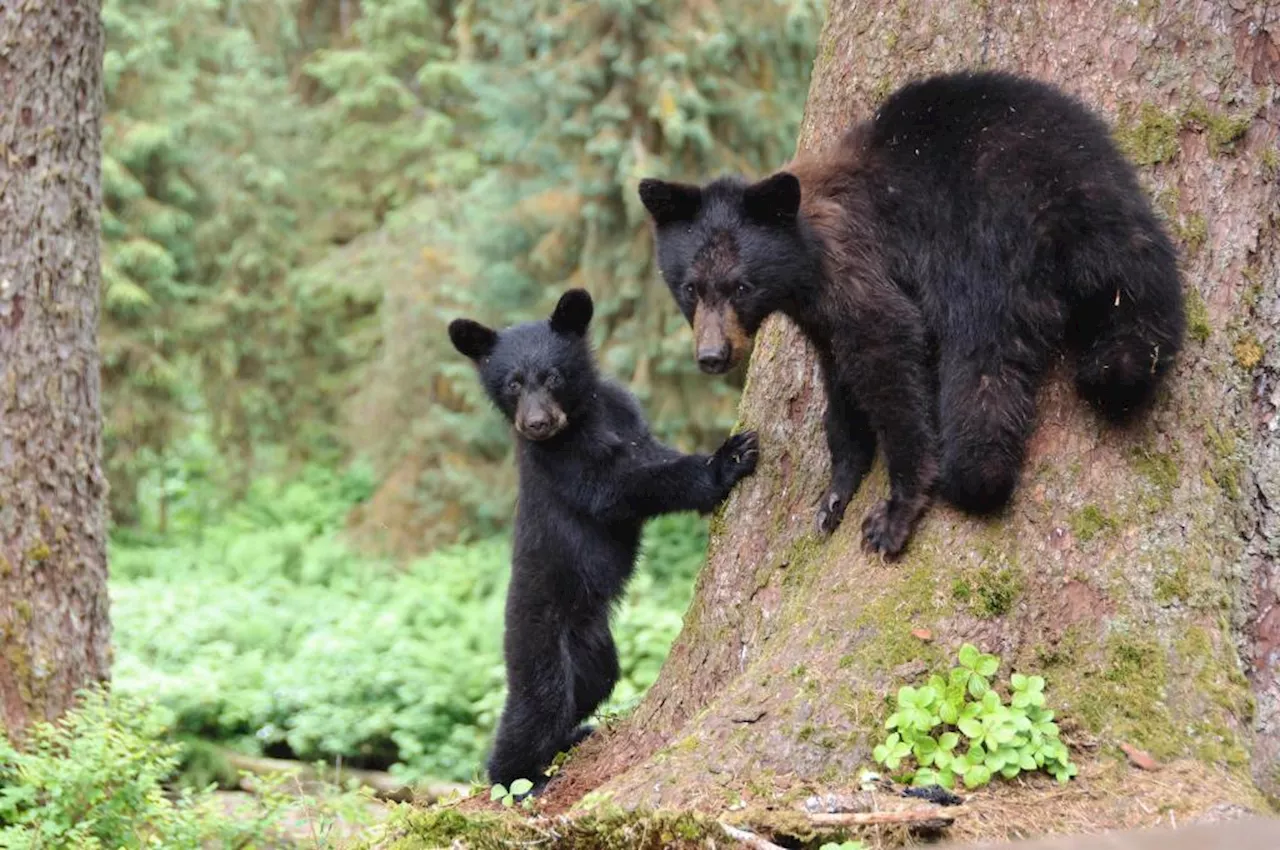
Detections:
[448, 288, 759, 791]
[638, 70, 1184, 559]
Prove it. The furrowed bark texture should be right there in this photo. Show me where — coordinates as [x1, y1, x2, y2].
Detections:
[552, 0, 1280, 820]
[0, 0, 110, 738]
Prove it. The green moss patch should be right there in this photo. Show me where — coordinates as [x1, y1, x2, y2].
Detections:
[367, 806, 733, 850]
[1115, 103, 1180, 165]
[1185, 289, 1211, 343]
[1070, 505, 1116, 543]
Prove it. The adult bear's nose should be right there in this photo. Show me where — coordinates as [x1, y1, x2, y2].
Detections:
[697, 341, 732, 374]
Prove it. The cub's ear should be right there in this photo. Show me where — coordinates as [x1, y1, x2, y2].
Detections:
[638, 178, 702, 225]
[550, 288, 593, 337]
[743, 171, 801, 222]
[448, 318, 498, 360]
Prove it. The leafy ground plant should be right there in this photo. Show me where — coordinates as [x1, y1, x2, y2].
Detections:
[490, 779, 534, 808]
[872, 644, 1078, 790]
[0, 687, 297, 848]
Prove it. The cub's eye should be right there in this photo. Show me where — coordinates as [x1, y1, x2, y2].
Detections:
[682, 281, 696, 298]
[735, 283, 750, 297]
[507, 378, 522, 393]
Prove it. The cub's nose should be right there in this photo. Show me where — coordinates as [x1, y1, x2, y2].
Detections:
[522, 412, 552, 438]
[697, 343, 732, 374]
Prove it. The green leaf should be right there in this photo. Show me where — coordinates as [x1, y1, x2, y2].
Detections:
[1019, 751, 1037, 771]
[958, 643, 980, 670]
[938, 732, 960, 751]
[964, 764, 992, 787]
[1010, 672, 1028, 690]
[958, 717, 983, 739]
[939, 700, 959, 725]
[967, 675, 988, 699]
[1000, 764, 1021, 779]
[913, 737, 938, 765]
[509, 778, 534, 796]
[976, 654, 1000, 678]
[490, 784, 507, 801]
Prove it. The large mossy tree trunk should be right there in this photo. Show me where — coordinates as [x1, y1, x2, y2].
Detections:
[550, 0, 1280, 829]
[0, 0, 110, 738]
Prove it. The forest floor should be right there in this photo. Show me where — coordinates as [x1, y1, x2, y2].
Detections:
[356, 752, 1274, 849]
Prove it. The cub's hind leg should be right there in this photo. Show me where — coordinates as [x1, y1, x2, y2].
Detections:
[936, 347, 1045, 516]
[1068, 247, 1184, 424]
[566, 613, 620, 749]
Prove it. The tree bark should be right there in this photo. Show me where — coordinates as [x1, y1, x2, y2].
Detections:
[548, 0, 1280, 830]
[0, 0, 110, 738]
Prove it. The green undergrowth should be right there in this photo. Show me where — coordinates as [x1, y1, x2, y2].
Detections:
[0, 686, 370, 848]
[872, 645, 1076, 790]
[110, 465, 708, 784]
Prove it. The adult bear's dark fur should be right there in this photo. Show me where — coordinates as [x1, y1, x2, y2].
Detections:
[638, 70, 1185, 558]
[448, 288, 759, 791]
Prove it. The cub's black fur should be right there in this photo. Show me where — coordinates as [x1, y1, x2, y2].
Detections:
[639, 70, 1184, 558]
[448, 288, 759, 790]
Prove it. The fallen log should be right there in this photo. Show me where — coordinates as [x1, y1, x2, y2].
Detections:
[218, 748, 468, 803]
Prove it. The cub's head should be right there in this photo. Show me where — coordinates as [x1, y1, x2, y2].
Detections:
[448, 288, 597, 442]
[638, 171, 807, 374]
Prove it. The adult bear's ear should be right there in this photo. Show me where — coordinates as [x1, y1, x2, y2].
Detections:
[550, 288, 593, 337]
[638, 178, 703, 225]
[448, 318, 498, 360]
[743, 171, 801, 223]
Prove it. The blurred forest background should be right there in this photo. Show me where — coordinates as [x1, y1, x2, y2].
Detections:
[102, 0, 823, 786]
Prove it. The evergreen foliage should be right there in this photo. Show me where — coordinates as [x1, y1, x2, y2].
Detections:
[100, 0, 822, 545]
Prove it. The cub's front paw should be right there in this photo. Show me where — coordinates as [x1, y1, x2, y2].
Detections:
[714, 430, 760, 484]
[815, 488, 849, 535]
[861, 499, 911, 559]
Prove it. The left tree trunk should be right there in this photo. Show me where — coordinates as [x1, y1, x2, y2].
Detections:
[0, 0, 110, 738]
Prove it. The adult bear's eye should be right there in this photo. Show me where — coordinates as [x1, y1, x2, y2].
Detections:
[682, 281, 696, 298]
[735, 282, 750, 297]
[507, 378, 522, 393]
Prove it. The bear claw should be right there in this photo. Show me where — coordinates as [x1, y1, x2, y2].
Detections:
[815, 488, 848, 535]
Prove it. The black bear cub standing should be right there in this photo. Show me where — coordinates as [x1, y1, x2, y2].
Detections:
[449, 288, 759, 791]
[639, 70, 1185, 558]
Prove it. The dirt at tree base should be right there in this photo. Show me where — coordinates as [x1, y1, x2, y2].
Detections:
[379, 755, 1271, 849]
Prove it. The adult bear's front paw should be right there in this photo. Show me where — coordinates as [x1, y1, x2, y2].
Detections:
[714, 430, 760, 484]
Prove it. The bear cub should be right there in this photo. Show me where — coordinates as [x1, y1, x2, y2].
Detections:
[449, 288, 760, 792]
[639, 70, 1185, 559]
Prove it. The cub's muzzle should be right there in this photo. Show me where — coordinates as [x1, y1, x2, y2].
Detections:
[515, 392, 567, 441]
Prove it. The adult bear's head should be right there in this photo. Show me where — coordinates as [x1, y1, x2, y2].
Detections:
[638, 171, 815, 375]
